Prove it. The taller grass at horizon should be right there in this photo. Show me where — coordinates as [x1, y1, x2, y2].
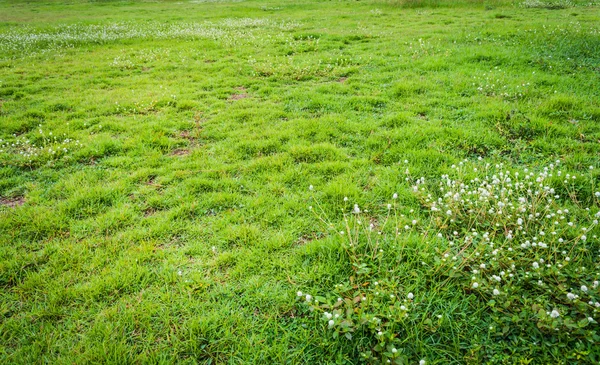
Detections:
[0, 0, 599, 363]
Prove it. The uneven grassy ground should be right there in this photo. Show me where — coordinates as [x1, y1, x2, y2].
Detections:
[1, 0, 599, 363]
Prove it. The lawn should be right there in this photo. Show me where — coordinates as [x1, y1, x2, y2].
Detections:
[1, 0, 599, 363]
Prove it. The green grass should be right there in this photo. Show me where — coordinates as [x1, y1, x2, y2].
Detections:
[1, 0, 599, 363]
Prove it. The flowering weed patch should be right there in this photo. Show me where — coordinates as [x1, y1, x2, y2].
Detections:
[0, 128, 83, 167]
[0, 19, 299, 57]
[300, 160, 599, 363]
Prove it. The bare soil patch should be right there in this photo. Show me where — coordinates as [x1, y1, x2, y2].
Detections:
[170, 149, 190, 156]
[229, 86, 249, 101]
[0, 196, 25, 208]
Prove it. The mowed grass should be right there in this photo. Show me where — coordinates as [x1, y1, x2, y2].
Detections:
[1, 0, 599, 363]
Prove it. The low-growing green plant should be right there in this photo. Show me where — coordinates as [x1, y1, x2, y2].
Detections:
[0, 128, 83, 167]
[391, 0, 512, 8]
[299, 160, 599, 363]
[521, 0, 573, 9]
[522, 0, 600, 7]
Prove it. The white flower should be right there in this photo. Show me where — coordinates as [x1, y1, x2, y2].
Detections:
[581, 235, 587, 241]
[420, 360, 426, 365]
[567, 293, 576, 300]
[532, 262, 539, 269]
[581, 285, 588, 292]
[305, 294, 313, 302]
[493, 289, 500, 296]
[353, 204, 361, 214]
[309, 185, 313, 191]
[297, 291, 303, 297]
[391, 348, 397, 353]
[550, 309, 560, 318]
[407, 292, 414, 300]
[328, 320, 334, 327]
[393, 193, 398, 199]
[472, 282, 479, 288]
[343, 196, 348, 201]
[446, 210, 452, 215]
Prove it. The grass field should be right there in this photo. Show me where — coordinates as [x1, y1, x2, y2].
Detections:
[1, 0, 600, 363]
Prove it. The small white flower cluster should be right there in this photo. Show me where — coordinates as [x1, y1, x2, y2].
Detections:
[471, 67, 531, 100]
[297, 291, 312, 303]
[0, 130, 83, 166]
[322, 311, 342, 328]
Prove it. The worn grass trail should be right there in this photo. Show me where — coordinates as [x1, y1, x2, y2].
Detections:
[1, 0, 599, 363]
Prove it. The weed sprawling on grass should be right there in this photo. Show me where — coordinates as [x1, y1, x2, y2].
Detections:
[521, 0, 574, 9]
[0, 128, 83, 167]
[0, 19, 299, 56]
[522, 0, 600, 7]
[299, 159, 599, 363]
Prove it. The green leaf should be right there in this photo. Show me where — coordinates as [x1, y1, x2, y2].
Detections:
[577, 318, 589, 328]
[564, 318, 578, 329]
